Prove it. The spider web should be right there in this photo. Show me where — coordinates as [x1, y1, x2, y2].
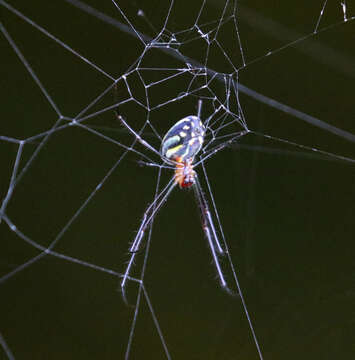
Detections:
[1, 0, 355, 359]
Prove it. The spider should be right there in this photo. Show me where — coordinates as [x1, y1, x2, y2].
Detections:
[117, 100, 245, 301]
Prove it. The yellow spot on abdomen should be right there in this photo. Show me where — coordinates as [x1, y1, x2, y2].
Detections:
[166, 144, 183, 159]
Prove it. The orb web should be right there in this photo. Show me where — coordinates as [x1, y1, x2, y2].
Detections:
[1, 0, 355, 359]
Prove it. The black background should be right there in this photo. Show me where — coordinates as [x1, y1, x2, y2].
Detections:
[1, 1, 355, 359]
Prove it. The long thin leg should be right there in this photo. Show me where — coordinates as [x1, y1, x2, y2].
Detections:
[192, 174, 229, 290]
[116, 111, 181, 166]
[116, 112, 162, 158]
[193, 175, 224, 254]
[113, 85, 163, 158]
[195, 129, 250, 167]
[121, 176, 177, 300]
[200, 162, 264, 360]
[197, 99, 202, 119]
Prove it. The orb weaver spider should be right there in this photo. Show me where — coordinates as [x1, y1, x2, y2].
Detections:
[117, 100, 247, 301]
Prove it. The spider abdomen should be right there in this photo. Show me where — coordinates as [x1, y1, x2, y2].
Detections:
[160, 115, 205, 164]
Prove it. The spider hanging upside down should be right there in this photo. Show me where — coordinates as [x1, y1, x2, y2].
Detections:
[160, 107, 205, 188]
[117, 100, 234, 301]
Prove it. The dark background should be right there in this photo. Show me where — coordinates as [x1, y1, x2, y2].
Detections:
[1, 0, 355, 359]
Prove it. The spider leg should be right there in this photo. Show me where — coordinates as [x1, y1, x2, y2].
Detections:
[121, 176, 177, 301]
[194, 175, 224, 254]
[137, 160, 174, 170]
[113, 84, 163, 158]
[192, 174, 229, 290]
[196, 99, 202, 118]
[115, 111, 162, 157]
[115, 111, 179, 166]
[195, 129, 250, 167]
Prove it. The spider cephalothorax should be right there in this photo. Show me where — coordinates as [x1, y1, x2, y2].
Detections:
[174, 158, 195, 188]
